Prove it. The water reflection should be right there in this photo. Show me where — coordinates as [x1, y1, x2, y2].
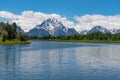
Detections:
[0, 41, 120, 80]
[0, 45, 21, 80]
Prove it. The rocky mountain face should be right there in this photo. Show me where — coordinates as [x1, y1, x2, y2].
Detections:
[88, 26, 111, 34]
[27, 18, 78, 37]
[79, 30, 89, 34]
[16, 26, 24, 33]
[79, 26, 120, 34]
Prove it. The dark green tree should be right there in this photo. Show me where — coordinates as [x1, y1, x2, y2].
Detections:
[20, 34, 29, 41]
[11, 22, 17, 39]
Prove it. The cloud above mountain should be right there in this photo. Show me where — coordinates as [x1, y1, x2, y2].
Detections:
[74, 14, 120, 31]
[0, 11, 75, 32]
[0, 11, 120, 32]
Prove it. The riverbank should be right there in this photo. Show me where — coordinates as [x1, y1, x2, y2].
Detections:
[0, 39, 30, 45]
[51, 39, 120, 43]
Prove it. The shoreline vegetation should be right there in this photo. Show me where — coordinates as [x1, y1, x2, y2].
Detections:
[0, 37, 30, 45]
[0, 39, 30, 45]
[0, 22, 30, 45]
[31, 39, 120, 43]
[30, 32, 120, 43]
[52, 39, 120, 43]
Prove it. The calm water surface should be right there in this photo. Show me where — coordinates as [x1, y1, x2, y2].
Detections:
[0, 40, 120, 80]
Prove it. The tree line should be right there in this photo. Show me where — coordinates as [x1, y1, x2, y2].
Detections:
[0, 22, 29, 42]
[31, 32, 120, 41]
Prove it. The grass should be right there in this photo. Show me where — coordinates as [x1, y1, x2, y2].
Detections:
[52, 39, 120, 43]
[0, 38, 30, 45]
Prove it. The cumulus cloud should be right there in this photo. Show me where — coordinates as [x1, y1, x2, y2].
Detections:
[0, 11, 75, 32]
[0, 11, 19, 19]
[74, 14, 120, 32]
[1, 11, 120, 32]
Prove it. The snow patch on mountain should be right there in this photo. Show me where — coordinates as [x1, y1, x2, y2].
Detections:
[79, 25, 120, 34]
[88, 26, 111, 34]
[27, 18, 78, 37]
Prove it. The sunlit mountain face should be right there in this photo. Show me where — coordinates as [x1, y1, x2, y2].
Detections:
[27, 18, 78, 37]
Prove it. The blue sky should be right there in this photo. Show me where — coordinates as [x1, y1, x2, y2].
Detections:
[0, 0, 120, 17]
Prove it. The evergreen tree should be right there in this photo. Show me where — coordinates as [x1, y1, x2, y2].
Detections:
[12, 22, 17, 39]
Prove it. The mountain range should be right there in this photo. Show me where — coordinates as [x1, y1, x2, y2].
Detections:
[80, 26, 120, 34]
[26, 18, 120, 37]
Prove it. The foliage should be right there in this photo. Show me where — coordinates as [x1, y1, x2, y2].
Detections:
[31, 32, 120, 42]
[0, 39, 30, 45]
[1, 30, 8, 41]
[0, 22, 29, 42]
[20, 34, 29, 41]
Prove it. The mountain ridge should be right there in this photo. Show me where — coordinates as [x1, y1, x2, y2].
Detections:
[79, 26, 120, 34]
[26, 18, 120, 36]
[27, 18, 78, 37]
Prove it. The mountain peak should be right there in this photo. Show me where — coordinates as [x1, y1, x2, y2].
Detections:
[88, 25, 111, 34]
[79, 25, 111, 34]
[40, 18, 62, 27]
[27, 18, 78, 37]
[37, 18, 63, 29]
[45, 18, 62, 24]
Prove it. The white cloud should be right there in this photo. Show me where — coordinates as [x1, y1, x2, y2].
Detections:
[0, 11, 75, 32]
[1, 11, 120, 32]
[0, 11, 19, 19]
[74, 14, 120, 32]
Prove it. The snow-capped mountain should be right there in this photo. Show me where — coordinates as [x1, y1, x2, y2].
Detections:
[27, 18, 78, 37]
[27, 19, 120, 36]
[79, 26, 118, 34]
[110, 29, 120, 34]
[79, 25, 120, 34]
[88, 26, 111, 34]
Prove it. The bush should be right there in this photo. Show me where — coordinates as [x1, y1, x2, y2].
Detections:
[20, 34, 29, 41]
[1, 30, 8, 42]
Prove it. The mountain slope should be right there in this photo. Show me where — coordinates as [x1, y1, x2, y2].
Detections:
[27, 18, 78, 37]
[27, 28, 50, 37]
[88, 26, 111, 34]
[16, 26, 24, 33]
[79, 30, 89, 34]
[79, 26, 113, 34]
